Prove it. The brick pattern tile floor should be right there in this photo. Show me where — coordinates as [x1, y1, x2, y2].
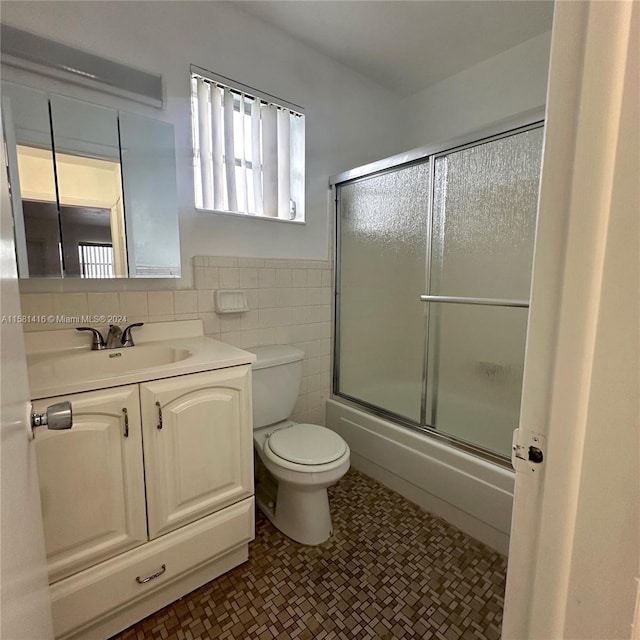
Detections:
[114, 468, 507, 640]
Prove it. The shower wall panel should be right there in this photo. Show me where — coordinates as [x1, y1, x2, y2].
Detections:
[337, 162, 429, 422]
[431, 130, 543, 299]
[428, 128, 543, 456]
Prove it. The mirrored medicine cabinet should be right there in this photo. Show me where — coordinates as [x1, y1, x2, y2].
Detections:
[1, 81, 181, 279]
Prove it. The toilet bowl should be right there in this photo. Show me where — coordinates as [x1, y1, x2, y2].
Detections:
[247, 346, 350, 545]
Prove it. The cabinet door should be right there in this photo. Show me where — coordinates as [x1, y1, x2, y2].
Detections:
[33, 385, 147, 583]
[141, 366, 253, 539]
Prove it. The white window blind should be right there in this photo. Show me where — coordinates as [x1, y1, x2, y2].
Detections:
[78, 243, 114, 278]
[191, 68, 305, 221]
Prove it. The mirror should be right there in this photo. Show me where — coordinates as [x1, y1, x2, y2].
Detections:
[119, 112, 180, 277]
[51, 94, 127, 278]
[1, 82, 61, 277]
[1, 81, 181, 278]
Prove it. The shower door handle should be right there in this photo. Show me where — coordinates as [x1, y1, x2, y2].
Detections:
[420, 295, 529, 308]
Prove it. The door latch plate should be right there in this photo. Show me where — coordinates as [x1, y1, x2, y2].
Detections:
[512, 429, 546, 473]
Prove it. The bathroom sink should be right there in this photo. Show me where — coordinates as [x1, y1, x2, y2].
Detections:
[28, 345, 192, 389]
[25, 320, 256, 399]
[29, 345, 192, 378]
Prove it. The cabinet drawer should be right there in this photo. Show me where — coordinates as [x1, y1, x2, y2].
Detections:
[50, 497, 254, 639]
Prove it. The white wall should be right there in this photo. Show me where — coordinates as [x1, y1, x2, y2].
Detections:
[2, 0, 407, 281]
[2, 3, 552, 293]
[401, 31, 551, 148]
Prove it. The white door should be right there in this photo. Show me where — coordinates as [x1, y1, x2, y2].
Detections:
[503, 2, 639, 638]
[140, 366, 253, 539]
[0, 113, 54, 636]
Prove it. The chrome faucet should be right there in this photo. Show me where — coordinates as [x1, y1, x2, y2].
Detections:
[105, 325, 123, 349]
[76, 322, 144, 350]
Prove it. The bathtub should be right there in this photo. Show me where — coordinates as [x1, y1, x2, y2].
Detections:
[326, 396, 515, 554]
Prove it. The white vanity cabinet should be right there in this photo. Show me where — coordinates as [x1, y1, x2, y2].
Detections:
[32, 358, 254, 640]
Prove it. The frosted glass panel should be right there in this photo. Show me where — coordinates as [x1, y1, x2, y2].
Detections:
[337, 162, 430, 423]
[335, 123, 544, 460]
[431, 128, 543, 299]
[426, 304, 528, 457]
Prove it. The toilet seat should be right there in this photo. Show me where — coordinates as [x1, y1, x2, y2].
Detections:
[266, 423, 347, 465]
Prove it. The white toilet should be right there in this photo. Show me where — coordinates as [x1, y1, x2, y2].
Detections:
[247, 345, 350, 545]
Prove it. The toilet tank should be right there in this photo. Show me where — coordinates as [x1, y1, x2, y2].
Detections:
[246, 345, 305, 428]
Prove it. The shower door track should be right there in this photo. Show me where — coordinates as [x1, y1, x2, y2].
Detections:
[331, 113, 544, 468]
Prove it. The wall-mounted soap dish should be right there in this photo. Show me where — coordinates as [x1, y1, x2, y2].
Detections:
[215, 289, 250, 314]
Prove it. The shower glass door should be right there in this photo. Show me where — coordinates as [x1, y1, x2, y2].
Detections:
[425, 127, 543, 457]
[333, 122, 544, 462]
[336, 161, 430, 423]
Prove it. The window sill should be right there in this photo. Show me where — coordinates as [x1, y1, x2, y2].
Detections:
[195, 207, 306, 225]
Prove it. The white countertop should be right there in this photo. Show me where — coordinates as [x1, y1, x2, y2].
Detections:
[25, 320, 256, 400]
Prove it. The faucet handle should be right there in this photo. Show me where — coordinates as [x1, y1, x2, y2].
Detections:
[76, 327, 106, 350]
[121, 322, 144, 347]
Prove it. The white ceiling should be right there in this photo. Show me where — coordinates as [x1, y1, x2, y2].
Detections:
[235, 1, 554, 96]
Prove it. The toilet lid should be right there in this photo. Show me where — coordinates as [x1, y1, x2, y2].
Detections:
[267, 424, 347, 465]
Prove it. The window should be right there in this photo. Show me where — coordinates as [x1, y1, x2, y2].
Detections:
[191, 66, 305, 221]
[78, 243, 114, 278]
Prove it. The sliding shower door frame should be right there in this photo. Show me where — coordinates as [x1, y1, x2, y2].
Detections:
[331, 112, 545, 468]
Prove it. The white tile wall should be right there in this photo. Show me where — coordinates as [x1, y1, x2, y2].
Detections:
[19, 256, 334, 425]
